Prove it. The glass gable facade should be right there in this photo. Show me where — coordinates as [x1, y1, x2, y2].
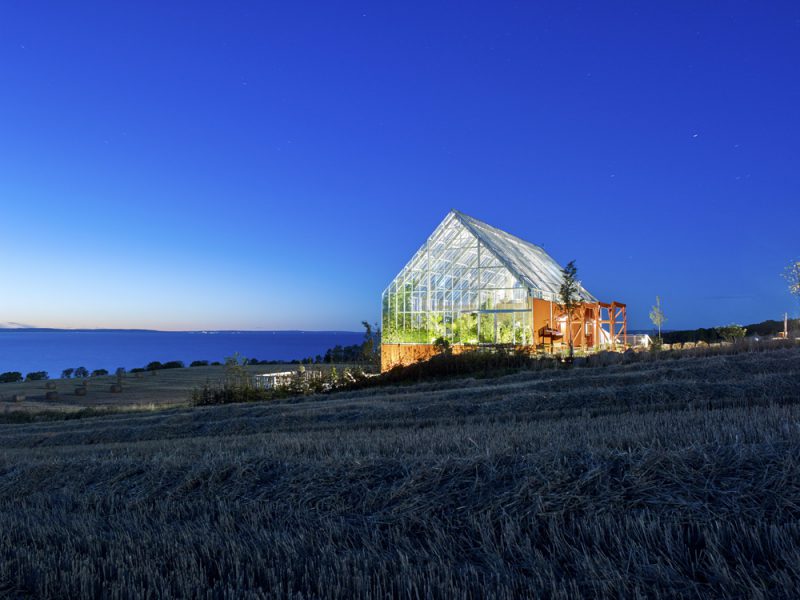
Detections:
[382, 212, 534, 345]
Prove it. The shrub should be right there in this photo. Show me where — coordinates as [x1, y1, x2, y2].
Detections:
[190, 360, 209, 367]
[210, 361, 221, 366]
[0, 371, 23, 383]
[161, 361, 185, 370]
[433, 336, 451, 354]
[191, 381, 271, 406]
[25, 371, 49, 381]
[716, 323, 747, 343]
[91, 369, 109, 377]
[130, 368, 145, 374]
[146, 362, 163, 371]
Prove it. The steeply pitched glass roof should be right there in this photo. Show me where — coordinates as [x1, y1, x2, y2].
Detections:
[452, 210, 596, 302]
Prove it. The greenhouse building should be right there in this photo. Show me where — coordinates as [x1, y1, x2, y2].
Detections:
[381, 210, 627, 371]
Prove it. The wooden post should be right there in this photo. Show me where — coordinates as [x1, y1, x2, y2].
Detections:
[622, 305, 627, 349]
[610, 306, 616, 351]
[581, 305, 587, 351]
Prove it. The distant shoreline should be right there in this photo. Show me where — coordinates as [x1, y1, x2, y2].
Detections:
[0, 330, 368, 376]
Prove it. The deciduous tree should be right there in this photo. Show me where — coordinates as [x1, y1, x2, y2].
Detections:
[649, 296, 667, 341]
[715, 323, 747, 343]
[784, 260, 800, 311]
[558, 260, 580, 359]
[361, 321, 380, 366]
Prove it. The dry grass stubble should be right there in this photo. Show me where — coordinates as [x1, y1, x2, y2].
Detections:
[0, 348, 799, 597]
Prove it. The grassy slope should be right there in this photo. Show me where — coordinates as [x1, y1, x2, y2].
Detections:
[1, 348, 799, 598]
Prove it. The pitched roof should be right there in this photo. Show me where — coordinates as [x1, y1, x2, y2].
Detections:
[452, 210, 596, 302]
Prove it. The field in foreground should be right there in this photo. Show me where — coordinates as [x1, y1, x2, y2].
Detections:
[1, 347, 800, 598]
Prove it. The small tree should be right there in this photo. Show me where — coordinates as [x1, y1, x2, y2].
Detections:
[558, 260, 580, 359]
[649, 296, 667, 341]
[361, 321, 381, 366]
[433, 336, 451, 354]
[716, 323, 747, 344]
[223, 353, 248, 386]
[329, 366, 339, 389]
[74, 367, 89, 379]
[61, 368, 74, 379]
[290, 365, 309, 395]
[784, 260, 800, 312]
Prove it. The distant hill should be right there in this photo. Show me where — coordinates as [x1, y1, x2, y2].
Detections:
[663, 318, 799, 344]
[0, 322, 35, 329]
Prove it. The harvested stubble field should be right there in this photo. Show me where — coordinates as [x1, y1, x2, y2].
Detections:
[1, 347, 800, 598]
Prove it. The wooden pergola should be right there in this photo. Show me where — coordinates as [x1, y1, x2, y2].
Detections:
[534, 299, 627, 352]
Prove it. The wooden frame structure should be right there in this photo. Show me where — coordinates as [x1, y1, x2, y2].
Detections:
[532, 299, 627, 353]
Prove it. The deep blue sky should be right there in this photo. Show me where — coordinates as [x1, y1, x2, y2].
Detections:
[1, 1, 798, 330]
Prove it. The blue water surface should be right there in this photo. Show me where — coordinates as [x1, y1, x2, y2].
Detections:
[0, 330, 365, 376]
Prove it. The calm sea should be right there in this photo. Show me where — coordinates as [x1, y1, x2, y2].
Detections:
[0, 330, 365, 376]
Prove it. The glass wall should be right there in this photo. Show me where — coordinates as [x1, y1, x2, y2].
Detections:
[382, 214, 532, 345]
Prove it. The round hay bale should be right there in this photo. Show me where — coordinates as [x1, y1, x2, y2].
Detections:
[45, 381, 57, 390]
[12, 394, 26, 402]
[75, 387, 87, 396]
[110, 384, 122, 393]
[45, 391, 59, 401]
